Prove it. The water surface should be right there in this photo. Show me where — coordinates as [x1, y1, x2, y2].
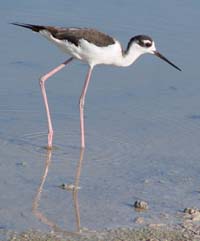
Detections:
[1, 0, 200, 236]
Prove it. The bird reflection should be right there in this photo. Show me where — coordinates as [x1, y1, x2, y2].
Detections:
[32, 148, 85, 236]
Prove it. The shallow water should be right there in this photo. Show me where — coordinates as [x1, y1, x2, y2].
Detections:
[1, 0, 200, 237]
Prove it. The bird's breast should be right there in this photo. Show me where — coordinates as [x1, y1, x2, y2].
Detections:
[77, 39, 123, 66]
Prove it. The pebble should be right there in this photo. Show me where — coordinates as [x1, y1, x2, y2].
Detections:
[134, 217, 145, 224]
[183, 207, 200, 222]
[59, 183, 81, 191]
[134, 200, 149, 211]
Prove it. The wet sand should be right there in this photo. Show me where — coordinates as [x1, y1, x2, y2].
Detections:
[4, 223, 200, 241]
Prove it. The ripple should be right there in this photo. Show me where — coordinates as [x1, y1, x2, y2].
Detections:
[14, 122, 135, 165]
[2, 99, 200, 163]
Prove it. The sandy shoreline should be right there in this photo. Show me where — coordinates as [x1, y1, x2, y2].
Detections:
[3, 222, 200, 241]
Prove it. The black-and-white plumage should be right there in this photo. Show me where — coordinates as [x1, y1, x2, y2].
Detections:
[12, 23, 181, 69]
[12, 23, 181, 149]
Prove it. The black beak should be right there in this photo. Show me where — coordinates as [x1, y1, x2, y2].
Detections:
[154, 51, 181, 71]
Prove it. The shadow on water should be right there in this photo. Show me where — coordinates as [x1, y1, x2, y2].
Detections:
[32, 148, 86, 236]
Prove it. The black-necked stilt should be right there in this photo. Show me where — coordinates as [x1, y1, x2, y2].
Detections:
[12, 23, 181, 149]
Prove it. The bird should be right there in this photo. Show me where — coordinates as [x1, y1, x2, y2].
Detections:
[12, 22, 181, 150]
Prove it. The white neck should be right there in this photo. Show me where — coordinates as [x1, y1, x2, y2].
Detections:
[116, 43, 145, 67]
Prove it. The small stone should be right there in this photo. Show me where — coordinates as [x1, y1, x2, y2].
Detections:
[134, 216, 145, 224]
[184, 207, 199, 215]
[183, 207, 200, 222]
[134, 200, 149, 211]
[59, 183, 81, 191]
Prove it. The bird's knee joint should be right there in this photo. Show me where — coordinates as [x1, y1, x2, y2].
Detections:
[79, 98, 85, 109]
[39, 76, 45, 87]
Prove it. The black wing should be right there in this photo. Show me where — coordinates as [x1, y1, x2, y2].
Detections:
[11, 23, 115, 47]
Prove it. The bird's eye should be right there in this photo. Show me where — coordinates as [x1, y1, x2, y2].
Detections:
[145, 42, 152, 47]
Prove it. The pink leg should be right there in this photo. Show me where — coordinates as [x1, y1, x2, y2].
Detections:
[79, 66, 93, 148]
[39, 57, 73, 149]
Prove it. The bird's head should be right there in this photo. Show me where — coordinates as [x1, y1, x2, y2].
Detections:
[127, 35, 181, 71]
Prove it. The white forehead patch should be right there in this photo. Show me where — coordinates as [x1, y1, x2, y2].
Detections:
[143, 39, 152, 44]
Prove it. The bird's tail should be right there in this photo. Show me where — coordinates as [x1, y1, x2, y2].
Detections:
[11, 22, 45, 32]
